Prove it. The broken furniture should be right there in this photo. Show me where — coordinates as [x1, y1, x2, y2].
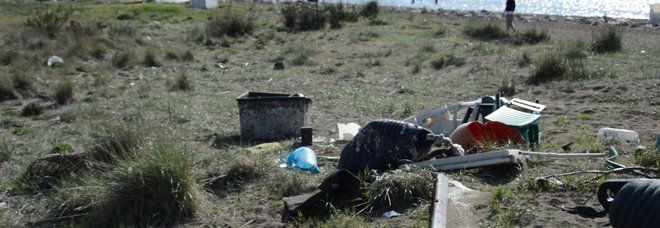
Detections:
[402, 96, 510, 136]
[236, 92, 311, 140]
[485, 98, 545, 146]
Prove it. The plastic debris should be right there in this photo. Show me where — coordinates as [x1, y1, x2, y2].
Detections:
[336, 123, 360, 141]
[47, 56, 64, 67]
[286, 147, 320, 174]
[383, 210, 400, 218]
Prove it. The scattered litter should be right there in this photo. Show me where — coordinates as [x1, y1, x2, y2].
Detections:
[431, 174, 448, 227]
[520, 151, 606, 157]
[217, 63, 227, 69]
[285, 147, 320, 174]
[336, 123, 360, 141]
[383, 210, 401, 218]
[656, 134, 660, 148]
[47, 56, 63, 67]
[597, 128, 639, 145]
[191, 0, 218, 9]
[246, 142, 282, 154]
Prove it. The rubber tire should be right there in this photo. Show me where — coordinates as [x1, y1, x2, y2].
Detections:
[609, 179, 660, 228]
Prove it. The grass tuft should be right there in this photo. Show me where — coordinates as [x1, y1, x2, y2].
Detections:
[21, 102, 45, 117]
[181, 50, 194, 61]
[85, 143, 199, 227]
[169, 72, 193, 91]
[54, 78, 74, 105]
[512, 27, 550, 45]
[0, 77, 18, 101]
[464, 21, 508, 40]
[112, 50, 135, 69]
[143, 49, 162, 67]
[206, 7, 255, 38]
[430, 53, 466, 70]
[88, 124, 142, 164]
[592, 26, 623, 53]
[363, 170, 435, 210]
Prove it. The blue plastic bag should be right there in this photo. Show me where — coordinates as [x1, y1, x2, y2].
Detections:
[286, 147, 320, 174]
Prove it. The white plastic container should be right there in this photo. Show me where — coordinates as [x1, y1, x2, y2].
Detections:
[597, 128, 639, 145]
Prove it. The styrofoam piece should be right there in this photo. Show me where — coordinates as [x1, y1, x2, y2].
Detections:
[597, 128, 639, 145]
[337, 123, 360, 141]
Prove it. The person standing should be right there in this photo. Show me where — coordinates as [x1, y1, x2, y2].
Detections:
[504, 0, 516, 31]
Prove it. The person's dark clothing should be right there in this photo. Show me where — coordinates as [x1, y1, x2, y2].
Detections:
[505, 0, 515, 12]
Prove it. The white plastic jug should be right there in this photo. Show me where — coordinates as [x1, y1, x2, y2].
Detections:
[597, 128, 639, 145]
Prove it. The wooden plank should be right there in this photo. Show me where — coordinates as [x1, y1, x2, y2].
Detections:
[430, 174, 449, 228]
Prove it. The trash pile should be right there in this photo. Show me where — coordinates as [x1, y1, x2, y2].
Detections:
[235, 91, 659, 226]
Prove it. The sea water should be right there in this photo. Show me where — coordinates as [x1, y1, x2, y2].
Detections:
[323, 0, 658, 19]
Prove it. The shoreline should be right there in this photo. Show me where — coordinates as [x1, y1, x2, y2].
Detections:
[259, 0, 660, 27]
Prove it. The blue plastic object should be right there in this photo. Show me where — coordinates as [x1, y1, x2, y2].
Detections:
[656, 135, 660, 148]
[286, 147, 320, 174]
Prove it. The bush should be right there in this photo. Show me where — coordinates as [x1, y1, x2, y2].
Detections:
[518, 51, 532, 67]
[91, 44, 108, 59]
[112, 50, 135, 69]
[562, 40, 589, 60]
[109, 22, 137, 38]
[85, 143, 199, 226]
[592, 26, 622, 53]
[0, 50, 20, 66]
[54, 78, 74, 105]
[512, 27, 550, 45]
[165, 51, 179, 61]
[361, 1, 379, 19]
[464, 21, 509, 40]
[206, 7, 255, 38]
[21, 102, 45, 117]
[50, 143, 74, 154]
[25, 5, 72, 38]
[143, 49, 161, 67]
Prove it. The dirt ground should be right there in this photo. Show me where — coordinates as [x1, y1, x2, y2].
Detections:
[0, 2, 659, 227]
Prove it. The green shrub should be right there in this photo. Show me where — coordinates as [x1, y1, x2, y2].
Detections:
[54, 78, 74, 105]
[86, 143, 199, 226]
[498, 79, 516, 96]
[21, 102, 45, 117]
[50, 143, 74, 154]
[206, 7, 255, 38]
[0, 140, 12, 163]
[527, 52, 565, 85]
[433, 26, 449, 38]
[112, 50, 135, 69]
[360, 1, 379, 19]
[512, 27, 550, 45]
[91, 44, 108, 59]
[25, 5, 73, 38]
[464, 21, 508, 40]
[143, 49, 161, 67]
[592, 26, 622, 53]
